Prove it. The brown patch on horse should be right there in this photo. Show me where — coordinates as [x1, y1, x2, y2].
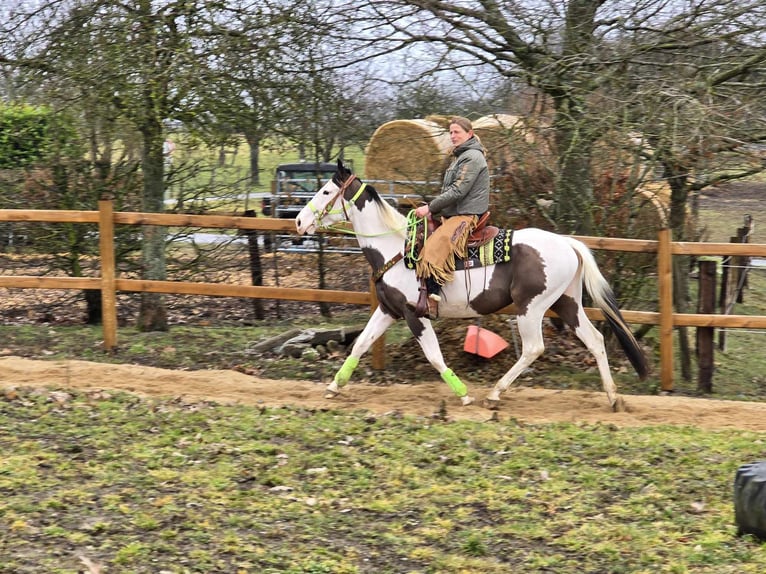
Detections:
[469, 243, 548, 315]
[508, 243, 547, 316]
[470, 264, 514, 314]
[363, 246, 427, 337]
[550, 294, 580, 329]
[375, 282, 427, 337]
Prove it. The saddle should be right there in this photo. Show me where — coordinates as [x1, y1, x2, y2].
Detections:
[466, 212, 500, 248]
[405, 212, 509, 272]
[404, 211, 511, 318]
[425, 211, 499, 249]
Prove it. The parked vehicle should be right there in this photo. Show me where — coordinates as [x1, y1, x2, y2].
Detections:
[261, 162, 339, 219]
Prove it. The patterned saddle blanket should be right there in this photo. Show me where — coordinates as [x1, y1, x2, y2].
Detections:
[405, 228, 514, 271]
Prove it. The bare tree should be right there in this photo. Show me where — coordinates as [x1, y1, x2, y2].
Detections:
[321, 0, 766, 231]
[2, 0, 313, 329]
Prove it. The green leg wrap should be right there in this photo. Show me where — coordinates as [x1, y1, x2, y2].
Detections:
[335, 356, 359, 388]
[441, 368, 467, 397]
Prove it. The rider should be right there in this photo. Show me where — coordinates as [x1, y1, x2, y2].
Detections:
[410, 116, 490, 318]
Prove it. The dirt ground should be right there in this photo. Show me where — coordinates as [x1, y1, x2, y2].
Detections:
[4, 356, 766, 431]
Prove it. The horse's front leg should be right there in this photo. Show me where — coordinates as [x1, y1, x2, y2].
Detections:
[407, 315, 474, 406]
[325, 307, 395, 398]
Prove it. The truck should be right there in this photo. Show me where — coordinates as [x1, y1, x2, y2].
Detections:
[261, 161, 339, 220]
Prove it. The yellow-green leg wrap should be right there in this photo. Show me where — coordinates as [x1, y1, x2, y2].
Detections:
[441, 368, 467, 397]
[335, 356, 359, 388]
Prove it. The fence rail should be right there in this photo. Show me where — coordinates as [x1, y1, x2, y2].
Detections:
[2, 200, 766, 392]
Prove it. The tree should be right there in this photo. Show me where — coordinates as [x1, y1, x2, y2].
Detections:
[325, 0, 766, 230]
[2, 0, 314, 329]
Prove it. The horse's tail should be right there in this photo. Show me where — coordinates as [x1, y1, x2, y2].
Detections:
[564, 237, 650, 380]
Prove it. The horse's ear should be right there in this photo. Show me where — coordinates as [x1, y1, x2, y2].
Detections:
[337, 158, 344, 171]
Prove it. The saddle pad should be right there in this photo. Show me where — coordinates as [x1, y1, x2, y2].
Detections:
[405, 228, 513, 271]
[457, 228, 513, 270]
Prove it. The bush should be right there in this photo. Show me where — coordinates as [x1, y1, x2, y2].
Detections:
[0, 104, 55, 168]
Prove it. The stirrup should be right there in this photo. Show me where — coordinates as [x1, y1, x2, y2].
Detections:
[411, 279, 429, 317]
[427, 295, 439, 319]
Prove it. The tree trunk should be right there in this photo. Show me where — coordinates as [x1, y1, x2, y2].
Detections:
[551, 96, 595, 234]
[244, 132, 261, 186]
[545, 0, 601, 235]
[666, 162, 693, 381]
[85, 289, 102, 325]
[137, 124, 168, 331]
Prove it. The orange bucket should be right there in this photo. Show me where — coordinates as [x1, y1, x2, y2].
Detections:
[463, 325, 509, 358]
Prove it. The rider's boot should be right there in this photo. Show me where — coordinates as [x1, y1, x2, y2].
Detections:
[426, 276, 440, 318]
[409, 277, 440, 318]
[412, 279, 430, 318]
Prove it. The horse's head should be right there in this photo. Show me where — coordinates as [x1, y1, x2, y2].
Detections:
[295, 159, 356, 235]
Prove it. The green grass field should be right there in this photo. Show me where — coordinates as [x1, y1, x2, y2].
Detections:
[2, 386, 766, 573]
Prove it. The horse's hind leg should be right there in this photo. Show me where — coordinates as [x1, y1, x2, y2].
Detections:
[325, 307, 394, 398]
[485, 312, 546, 406]
[569, 306, 624, 412]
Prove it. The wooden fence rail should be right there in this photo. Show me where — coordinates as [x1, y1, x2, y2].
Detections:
[2, 200, 766, 392]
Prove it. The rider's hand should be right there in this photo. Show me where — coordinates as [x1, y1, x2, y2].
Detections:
[415, 204, 430, 218]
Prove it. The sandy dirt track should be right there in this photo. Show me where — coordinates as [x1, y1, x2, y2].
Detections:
[3, 356, 766, 431]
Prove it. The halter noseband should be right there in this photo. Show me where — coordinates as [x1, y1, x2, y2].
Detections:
[309, 172, 367, 227]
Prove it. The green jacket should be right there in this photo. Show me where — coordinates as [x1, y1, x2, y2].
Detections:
[428, 136, 489, 217]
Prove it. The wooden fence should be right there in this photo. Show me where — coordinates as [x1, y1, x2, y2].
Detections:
[1, 199, 766, 392]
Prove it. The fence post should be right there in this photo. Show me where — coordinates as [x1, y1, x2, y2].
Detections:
[657, 228, 674, 391]
[718, 255, 730, 351]
[696, 259, 716, 393]
[243, 210, 265, 320]
[98, 198, 118, 351]
[370, 279, 385, 369]
[735, 215, 753, 303]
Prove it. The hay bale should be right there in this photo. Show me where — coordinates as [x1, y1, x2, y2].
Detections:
[364, 119, 452, 198]
[473, 114, 530, 175]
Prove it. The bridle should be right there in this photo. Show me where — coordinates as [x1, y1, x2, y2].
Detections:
[306, 170, 408, 283]
[308, 172, 367, 228]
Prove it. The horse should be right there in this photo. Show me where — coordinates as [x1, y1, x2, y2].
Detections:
[295, 160, 649, 411]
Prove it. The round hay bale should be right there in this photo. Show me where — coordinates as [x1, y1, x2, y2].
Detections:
[364, 119, 452, 198]
[473, 114, 531, 175]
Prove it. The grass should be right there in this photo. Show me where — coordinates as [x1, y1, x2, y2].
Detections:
[2, 386, 766, 573]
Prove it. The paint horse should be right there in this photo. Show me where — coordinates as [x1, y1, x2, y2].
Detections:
[295, 160, 648, 411]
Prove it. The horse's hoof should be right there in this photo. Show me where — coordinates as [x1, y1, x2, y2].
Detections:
[324, 389, 340, 399]
[460, 395, 475, 406]
[483, 398, 500, 410]
[611, 396, 627, 413]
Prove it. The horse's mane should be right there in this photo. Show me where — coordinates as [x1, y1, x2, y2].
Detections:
[333, 163, 408, 238]
[364, 183, 408, 237]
